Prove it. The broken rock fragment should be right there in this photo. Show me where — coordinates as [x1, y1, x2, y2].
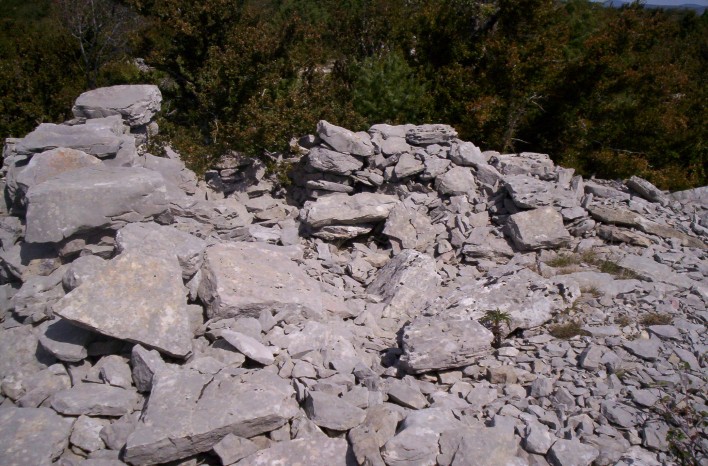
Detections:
[507, 206, 571, 251]
[0, 407, 74, 466]
[301, 192, 399, 229]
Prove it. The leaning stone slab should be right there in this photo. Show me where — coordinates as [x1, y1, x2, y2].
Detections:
[626, 176, 667, 204]
[507, 206, 571, 251]
[236, 438, 350, 466]
[0, 407, 74, 466]
[25, 166, 167, 243]
[39, 318, 95, 362]
[72, 84, 162, 127]
[14, 122, 124, 158]
[317, 120, 374, 156]
[116, 222, 207, 279]
[221, 329, 274, 365]
[307, 146, 364, 175]
[124, 368, 299, 465]
[199, 242, 323, 320]
[301, 192, 399, 229]
[400, 318, 493, 373]
[53, 251, 193, 358]
[367, 249, 439, 321]
[51, 384, 139, 416]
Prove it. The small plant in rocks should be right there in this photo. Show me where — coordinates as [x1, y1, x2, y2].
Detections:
[549, 321, 590, 339]
[640, 312, 673, 326]
[480, 309, 512, 348]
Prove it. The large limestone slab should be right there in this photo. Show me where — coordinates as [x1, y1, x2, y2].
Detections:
[435, 166, 477, 195]
[116, 222, 207, 279]
[51, 384, 139, 416]
[505, 174, 577, 209]
[367, 249, 439, 321]
[199, 242, 323, 320]
[307, 146, 364, 175]
[405, 124, 457, 146]
[124, 368, 299, 465]
[0, 407, 74, 466]
[304, 391, 366, 431]
[383, 203, 436, 252]
[72, 84, 162, 127]
[236, 438, 350, 466]
[317, 120, 374, 156]
[301, 192, 399, 229]
[507, 206, 571, 251]
[400, 318, 493, 373]
[53, 251, 193, 358]
[14, 121, 124, 158]
[25, 166, 168, 243]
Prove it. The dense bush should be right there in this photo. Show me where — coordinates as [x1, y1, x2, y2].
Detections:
[1, 0, 706, 189]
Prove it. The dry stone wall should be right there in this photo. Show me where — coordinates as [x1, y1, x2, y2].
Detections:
[0, 85, 706, 466]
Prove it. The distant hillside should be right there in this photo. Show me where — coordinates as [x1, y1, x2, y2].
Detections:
[594, 0, 707, 11]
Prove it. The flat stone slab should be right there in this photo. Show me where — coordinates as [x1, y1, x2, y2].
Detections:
[317, 120, 374, 156]
[400, 318, 493, 373]
[236, 438, 350, 466]
[304, 390, 366, 431]
[14, 122, 124, 158]
[25, 166, 167, 243]
[307, 146, 364, 175]
[221, 329, 274, 365]
[53, 251, 193, 358]
[51, 384, 138, 416]
[301, 192, 399, 229]
[72, 84, 162, 127]
[435, 166, 477, 195]
[507, 206, 571, 251]
[199, 242, 323, 320]
[406, 124, 458, 146]
[0, 407, 74, 466]
[124, 368, 299, 465]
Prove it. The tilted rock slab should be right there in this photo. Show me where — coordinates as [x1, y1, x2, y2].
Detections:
[72, 84, 162, 127]
[199, 242, 324, 320]
[124, 368, 299, 465]
[14, 120, 125, 158]
[237, 438, 351, 466]
[306, 146, 364, 175]
[0, 407, 74, 466]
[53, 251, 193, 358]
[507, 206, 571, 251]
[317, 120, 374, 156]
[301, 192, 399, 229]
[400, 318, 493, 373]
[25, 166, 168, 243]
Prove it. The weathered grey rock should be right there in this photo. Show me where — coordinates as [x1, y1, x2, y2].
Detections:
[11, 269, 66, 322]
[39, 318, 94, 362]
[449, 141, 487, 167]
[307, 146, 364, 175]
[386, 379, 428, 409]
[0, 407, 74, 466]
[304, 390, 366, 431]
[393, 153, 425, 179]
[382, 203, 436, 252]
[116, 222, 206, 279]
[400, 318, 493, 373]
[72, 84, 162, 127]
[62, 255, 108, 291]
[199, 242, 323, 320]
[0, 325, 54, 381]
[524, 421, 555, 454]
[548, 439, 600, 466]
[99, 355, 133, 388]
[140, 153, 198, 195]
[623, 338, 662, 361]
[626, 176, 666, 204]
[619, 254, 705, 293]
[54, 251, 193, 358]
[51, 384, 138, 416]
[221, 330, 274, 365]
[317, 120, 374, 156]
[505, 175, 576, 209]
[446, 422, 518, 466]
[367, 249, 439, 321]
[236, 438, 350, 466]
[348, 404, 399, 466]
[25, 166, 167, 243]
[212, 434, 259, 465]
[70, 415, 108, 453]
[14, 122, 124, 158]
[124, 368, 298, 465]
[435, 166, 477, 195]
[406, 124, 457, 146]
[312, 224, 374, 241]
[301, 192, 399, 229]
[130, 344, 166, 392]
[507, 207, 571, 251]
[597, 225, 653, 247]
[492, 152, 555, 178]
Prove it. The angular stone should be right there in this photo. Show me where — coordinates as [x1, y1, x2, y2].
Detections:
[406, 124, 458, 146]
[212, 434, 259, 465]
[130, 344, 166, 392]
[99, 355, 133, 388]
[236, 438, 350, 466]
[116, 222, 207, 280]
[505, 175, 576, 209]
[382, 408, 463, 465]
[382, 203, 436, 252]
[51, 384, 138, 416]
[317, 120, 374, 156]
[386, 380, 428, 409]
[199, 242, 323, 320]
[619, 254, 705, 292]
[15, 122, 124, 158]
[62, 255, 108, 291]
[492, 152, 555, 179]
[39, 318, 94, 362]
[626, 176, 667, 204]
[447, 423, 518, 466]
[548, 439, 599, 466]
[0, 407, 74, 466]
[124, 368, 298, 465]
[304, 390, 366, 431]
[400, 318, 493, 374]
[622, 338, 662, 361]
[25, 166, 167, 243]
[221, 329, 274, 365]
[524, 421, 555, 454]
[435, 166, 476, 195]
[141, 153, 198, 194]
[507, 207, 571, 251]
[367, 249, 439, 320]
[348, 405, 399, 466]
[449, 141, 487, 167]
[301, 192, 399, 229]
[597, 225, 653, 247]
[72, 84, 162, 127]
[70, 415, 108, 453]
[393, 153, 425, 179]
[54, 251, 193, 358]
[307, 146, 364, 175]
[312, 224, 374, 241]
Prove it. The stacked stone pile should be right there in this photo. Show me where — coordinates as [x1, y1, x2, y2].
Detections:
[0, 85, 706, 466]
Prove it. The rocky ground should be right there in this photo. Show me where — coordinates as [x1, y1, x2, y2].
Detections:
[0, 85, 706, 466]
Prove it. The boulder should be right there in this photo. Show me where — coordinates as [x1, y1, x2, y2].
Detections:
[199, 242, 323, 320]
[435, 166, 477, 196]
[505, 174, 576, 209]
[382, 203, 436, 252]
[317, 120, 374, 156]
[38, 318, 94, 362]
[304, 390, 367, 431]
[306, 146, 364, 175]
[400, 318, 493, 373]
[53, 251, 193, 358]
[507, 207, 571, 251]
[72, 84, 162, 127]
[0, 407, 74, 466]
[449, 141, 487, 167]
[25, 166, 167, 243]
[301, 192, 399, 229]
[124, 368, 299, 465]
[405, 124, 458, 146]
[626, 176, 667, 204]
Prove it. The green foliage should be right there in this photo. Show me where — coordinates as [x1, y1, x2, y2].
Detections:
[480, 309, 512, 348]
